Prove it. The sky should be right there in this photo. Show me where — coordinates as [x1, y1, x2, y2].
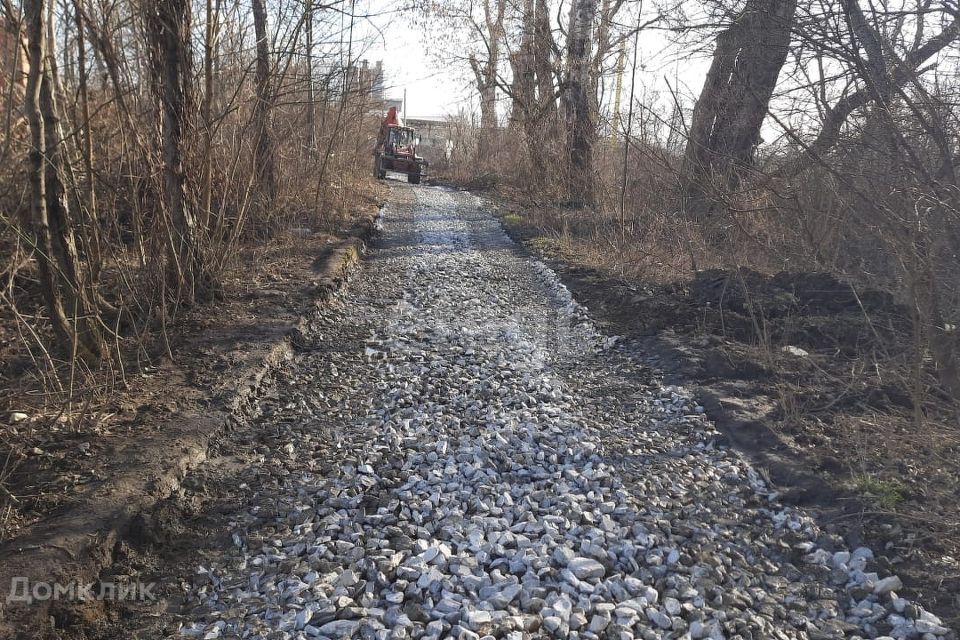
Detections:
[338, 0, 960, 146]
[359, 4, 475, 119]
[370, 51, 471, 120]
[356, 0, 712, 123]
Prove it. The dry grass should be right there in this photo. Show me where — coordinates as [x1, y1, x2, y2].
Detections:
[453, 126, 960, 619]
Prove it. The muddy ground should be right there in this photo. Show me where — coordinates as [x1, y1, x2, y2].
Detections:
[14, 181, 951, 640]
[1, 181, 957, 638]
[0, 204, 379, 636]
[487, 199, 960, 628]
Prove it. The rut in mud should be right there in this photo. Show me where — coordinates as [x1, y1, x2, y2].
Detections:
[116, 184, 951, 640]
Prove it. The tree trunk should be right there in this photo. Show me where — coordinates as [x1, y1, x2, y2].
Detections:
[563, 0, 599, 207]
[509, 0, 540, 175]
[680, 0, 797, 214]
[469, 0, 506, 165]
[24, 0, 105, 364]
[147, 0, 206, 304]
[592, 0, 625, 113]
[533, 0, 557, 124]
[305, 0, 316, 153]
[917, 233, 960, 401]
[73, 0, 103, 281]
[509, 0, 535, 129]
[200, 0, 218, 225]
[252, 0, 277, 204]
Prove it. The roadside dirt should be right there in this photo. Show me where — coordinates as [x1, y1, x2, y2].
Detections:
[489, 196, 960, 628]
[0, 204, 381, 637]
[12, 185, 420, 640]
[33, 181, 953, 640]
[5, 180, 956, 636]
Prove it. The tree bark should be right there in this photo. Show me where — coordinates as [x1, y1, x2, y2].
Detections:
[563, 0, 599, 207]
[469, 0, 506, 164]
[680, 0, 797, 214]
[24, 0, 105, 363]
[147, 0, 206, 304]
[509, 0, 535, 129]
[533, 0, 557, 123]
[252, 0, 277, 203]
[510, 0, 560, 182]
[509, 0, 537, 170]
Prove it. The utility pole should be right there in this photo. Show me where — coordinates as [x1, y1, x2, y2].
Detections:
[619, 8, 642, 267]
[611, 39, 626, 139]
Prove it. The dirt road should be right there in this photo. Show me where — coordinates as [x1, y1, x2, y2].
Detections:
[97, 182, 952, 640]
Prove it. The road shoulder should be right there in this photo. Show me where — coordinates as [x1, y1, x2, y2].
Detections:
[484, 192, 960, 627]
[0, 208, 380, 636]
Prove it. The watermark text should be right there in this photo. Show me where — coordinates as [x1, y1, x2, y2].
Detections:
[5, 577, 156, 605]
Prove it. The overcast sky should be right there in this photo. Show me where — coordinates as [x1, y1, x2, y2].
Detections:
[356, 0, 712, 122]
[358, 2, 474, 119]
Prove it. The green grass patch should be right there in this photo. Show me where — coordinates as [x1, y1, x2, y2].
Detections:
[502, 211, 523, 226]
[852, 473, 905, 509]
[526, 236, 562, 255]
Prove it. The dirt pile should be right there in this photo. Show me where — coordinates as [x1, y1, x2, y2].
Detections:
[495, 203, 960, 627]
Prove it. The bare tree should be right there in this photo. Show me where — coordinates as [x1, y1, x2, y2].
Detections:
[788, 10, 960, 173]
[23, 0, 105, 363]
[680, 0, 797, 214]
[252, 0, 277, 205]
[305, 0, 316, 152]
[146, 0, 207, 304]
[563, 0, 599, 206]
[469, 0, 507, 163]
[200, 0, 219, 224]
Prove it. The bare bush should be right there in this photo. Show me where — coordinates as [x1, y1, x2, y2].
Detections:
[0, 0, 378, 412]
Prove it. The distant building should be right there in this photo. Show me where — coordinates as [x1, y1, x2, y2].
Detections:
[356, 60, 409, 116]
[357, 60, 384, 101]
[406, 116, 454, 161]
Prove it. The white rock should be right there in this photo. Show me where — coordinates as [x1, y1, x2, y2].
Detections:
[663, 597, 681, 616]
[646, 607, 672, 629]
[316, 620, 360, 637]
[568, 557, 605, 580]
[915, 620, 950, 635]
[689, 621, 706, 639]
[589, 612, 611, 633]
[542, 617, 564, 633]
[466, 610, 493, 630]
[874, 576, 903, 595]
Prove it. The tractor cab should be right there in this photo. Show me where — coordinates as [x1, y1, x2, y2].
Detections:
[385, 126, 419, 157]
[375, 107, 428, 184]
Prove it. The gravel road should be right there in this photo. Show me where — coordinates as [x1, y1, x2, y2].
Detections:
[176, 184, 953, 640]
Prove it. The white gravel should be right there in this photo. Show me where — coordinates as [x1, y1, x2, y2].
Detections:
[177, 186, 954, 640]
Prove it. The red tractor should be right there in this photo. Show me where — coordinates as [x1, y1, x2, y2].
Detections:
[374, 107, 428, 184]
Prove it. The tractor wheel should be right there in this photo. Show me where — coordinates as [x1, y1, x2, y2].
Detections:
[408, 172, 421, 185]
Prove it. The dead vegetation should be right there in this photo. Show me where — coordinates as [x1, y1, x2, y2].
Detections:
[425, 0, 960, 623]
[0, 0, 382, 547]
[490, 202, 960, 621]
